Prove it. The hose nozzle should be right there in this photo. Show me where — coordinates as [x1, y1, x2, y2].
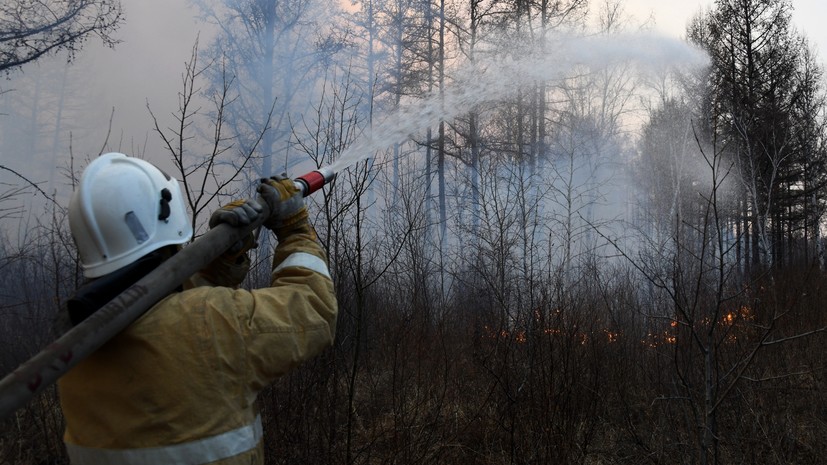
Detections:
[294, 165, 337, 197]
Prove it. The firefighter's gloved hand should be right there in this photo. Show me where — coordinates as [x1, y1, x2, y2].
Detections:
[257, 174, 311, 241]
[208, 199, 261, 257]
[209, 199, 263, 228]
[198, 199, 259, 287]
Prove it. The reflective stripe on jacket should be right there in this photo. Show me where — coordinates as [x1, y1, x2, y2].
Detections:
[58, 231, 337, 465]
[65, 415, 263, 465]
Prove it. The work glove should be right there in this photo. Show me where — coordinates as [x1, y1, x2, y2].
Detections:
[199, 199, 261, 287]
[256, 174, 312, 241]
[208, 199, 261, 258]
[208, 198, 263, 228]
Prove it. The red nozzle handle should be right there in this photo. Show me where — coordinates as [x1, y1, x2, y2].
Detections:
[294, 166, 336, 197]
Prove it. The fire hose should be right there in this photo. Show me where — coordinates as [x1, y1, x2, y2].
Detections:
[0, 166, 336, 421]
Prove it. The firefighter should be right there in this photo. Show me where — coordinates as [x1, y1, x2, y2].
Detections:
[57, 152, 337, 465]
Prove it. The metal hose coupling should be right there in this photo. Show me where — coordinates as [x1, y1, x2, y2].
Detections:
[293, 165, 337, 197]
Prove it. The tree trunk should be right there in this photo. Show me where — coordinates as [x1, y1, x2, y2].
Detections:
[437, 0, 447, 240]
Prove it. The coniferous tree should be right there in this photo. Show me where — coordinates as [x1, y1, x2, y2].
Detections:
[688, 0, 827, 271]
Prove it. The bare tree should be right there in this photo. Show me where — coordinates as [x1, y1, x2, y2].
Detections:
[191, 0, 344, 180]
[147, 40, 269, 234]
[0, 0, 123, 73]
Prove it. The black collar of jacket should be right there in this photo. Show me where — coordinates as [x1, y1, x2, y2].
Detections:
[66, 248, 179, 327]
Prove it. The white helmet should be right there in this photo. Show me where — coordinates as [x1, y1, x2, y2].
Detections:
[69, 153, 193, 278]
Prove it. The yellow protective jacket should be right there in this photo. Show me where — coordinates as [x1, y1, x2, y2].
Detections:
[58, 230, 337, 465]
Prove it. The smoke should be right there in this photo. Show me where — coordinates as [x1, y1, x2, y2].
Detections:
[82, 0, 207, 159]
